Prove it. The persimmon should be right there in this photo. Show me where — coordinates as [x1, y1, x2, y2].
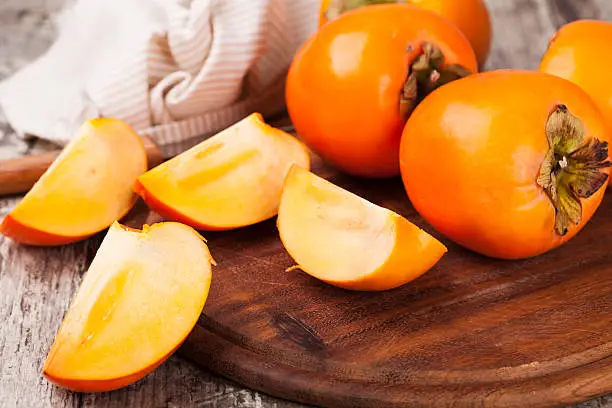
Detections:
[277, 166, 447, 290]
[539, 20, 612, 169]
[134, 113, 310, 231]
[287, 4, 477, 178]
[320, 0, 492, 66]
[400, 70, 610, 259]
[0, 119, 147, 246]
[43, 222, 214, 392]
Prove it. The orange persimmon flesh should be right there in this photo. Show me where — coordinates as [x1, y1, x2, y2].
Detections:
[0, 119, 147, 246]
[134, 113, 310, 230]
[43, 222, 214, 392]
[277, 166, 447, 291]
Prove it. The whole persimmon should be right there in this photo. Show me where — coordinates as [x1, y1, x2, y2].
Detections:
[319, 0, 492, 67]
[287, 4, 478, 178]
[539, 20, 612, 168]
[400, 70, 610, 259]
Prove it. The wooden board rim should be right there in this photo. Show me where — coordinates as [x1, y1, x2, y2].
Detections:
[181, 321, 612, 408]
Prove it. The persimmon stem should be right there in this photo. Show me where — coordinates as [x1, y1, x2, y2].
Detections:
[537, 105, 611, 236]
[399, 42, 471, 122]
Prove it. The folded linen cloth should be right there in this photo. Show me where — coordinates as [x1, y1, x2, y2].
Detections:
[0, 0, 319, 157]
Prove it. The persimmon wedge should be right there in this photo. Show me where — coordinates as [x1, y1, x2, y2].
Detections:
[0, 119, 147, 246]
[43, 222, 214, 392]
[277, 166, 447, 291]
[134, 113, 310, 230]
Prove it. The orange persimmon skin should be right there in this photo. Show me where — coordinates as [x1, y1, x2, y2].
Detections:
[43, 348, 173, 392]
[133, 180, 227, 232]
[400, 70, 609, 259]
[287, 4, 478, 178]
[320, 0, 492, 67]
[411, 0, 491, 67]
[0, 214, 91, 246]
[539, 20, 612, 165]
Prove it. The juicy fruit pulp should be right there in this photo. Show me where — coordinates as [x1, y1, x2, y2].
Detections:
[400, 70, 610, 259]
[0, 119, 147, 246]
[287, 4, 477, 178]
[278, 166, 447, 290]
[134, 113, 310, 230]
[43, 222, 214, 392]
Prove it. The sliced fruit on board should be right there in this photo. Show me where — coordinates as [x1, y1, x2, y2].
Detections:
[134, 113, 310, 231]
[277, 165, 447, 291]
[43, 221, 214, 392]
[0, 119, 147, 246]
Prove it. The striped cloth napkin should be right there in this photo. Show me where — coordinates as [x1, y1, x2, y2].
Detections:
[0, 0, 319, 158]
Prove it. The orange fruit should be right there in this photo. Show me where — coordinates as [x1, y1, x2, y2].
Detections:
[319, 0, 492, 67]
[287, 4, 477, 178]
[43, 222, 214, 392]
[1, 119, 147, 246]
[278, 165, 447, 290]
[400, 70, 610, 259]
[134, 113, 310, 230]
[539, 20, 612, 170]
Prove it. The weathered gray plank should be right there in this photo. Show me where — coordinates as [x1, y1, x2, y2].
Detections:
[1, 0, 612, 407]
[545, 0, 601, 29]
[486, 0, 556, 70]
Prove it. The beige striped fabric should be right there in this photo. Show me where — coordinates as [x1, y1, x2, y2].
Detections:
[0, 0, 319, 158]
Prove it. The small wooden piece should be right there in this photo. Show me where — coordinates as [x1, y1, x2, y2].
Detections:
[0, 135, 163, 196]
[177, 157, 612, 408]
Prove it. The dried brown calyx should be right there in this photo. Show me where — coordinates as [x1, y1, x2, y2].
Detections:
[399, 42, 472, 121]
[537, 105, 611, 236]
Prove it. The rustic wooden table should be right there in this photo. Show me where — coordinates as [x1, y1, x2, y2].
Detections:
[1, 0, 612, 407]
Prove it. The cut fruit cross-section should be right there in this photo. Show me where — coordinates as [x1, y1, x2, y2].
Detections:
[42, 221, 214, 392]
[0, 118, 147, 246]
[277, 166, 447, 291]
[134, 113, 310, 231]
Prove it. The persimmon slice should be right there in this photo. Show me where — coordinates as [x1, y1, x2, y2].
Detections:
[0, 119, 147, 246]
[134, 113, 310, 230]
[277, 166, 447, 291]
[42, 222, 214, 392]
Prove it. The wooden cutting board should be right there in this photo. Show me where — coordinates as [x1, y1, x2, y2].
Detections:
[168, 156, 612, 408]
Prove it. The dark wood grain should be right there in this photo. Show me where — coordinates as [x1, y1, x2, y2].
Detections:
[174, 156, 612, 408]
